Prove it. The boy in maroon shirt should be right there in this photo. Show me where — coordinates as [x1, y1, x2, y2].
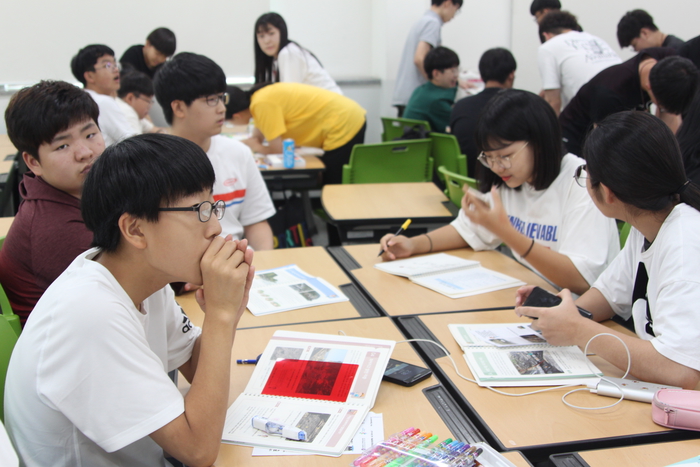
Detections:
[0, 81, 105, 325]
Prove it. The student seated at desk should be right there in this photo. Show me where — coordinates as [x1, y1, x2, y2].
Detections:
[403, 46, 460, 133]
[116, 70, 166, 135]
[380, 90, 619, 295]
[120, 27, 176, 79]
[254, 12, 342, 94]
[4, 134, 254, 467]
[154, 52, 275, 251]
[71, 44, 138, 147]
[227, 82, 366, 185]
[0, 81, 104, 326]
[516, 112, 700, 389]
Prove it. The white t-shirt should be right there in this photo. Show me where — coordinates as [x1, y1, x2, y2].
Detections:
[207, 135, 276, 239]
[593, 204, 700, 371]
[450, 153, 619, 285]
[4, 248, 201, 467]
[116, 97, 155, 134]
[276, 42, 342, 94]
[538, 31, 621, 110]
[85, 89, 138, 146]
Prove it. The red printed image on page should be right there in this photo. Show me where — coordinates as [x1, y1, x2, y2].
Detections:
[262, 359, 359, 402]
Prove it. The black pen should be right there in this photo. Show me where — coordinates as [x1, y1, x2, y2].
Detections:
[237, 354, 262, 364]
[377, 219, 412, 257]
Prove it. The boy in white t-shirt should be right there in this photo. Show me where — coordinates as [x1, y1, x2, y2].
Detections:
[116, 70, 166, 134]
[71, 44, 137, 146]
[4, 134, 255, 466]
[537, 11, 621, 115]
[154, 52, 275, 251]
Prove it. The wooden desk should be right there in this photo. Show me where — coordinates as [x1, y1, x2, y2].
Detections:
[330, 244, 555, 316]
[0, 134, 17, 158]
[176, 246, 378, 330]
[321, 183, 456, 242]
[407, 310, 700, 463]
[556, 439, 700, 466]
[179, 317, 457, 466]
[0, 217, 14, 238]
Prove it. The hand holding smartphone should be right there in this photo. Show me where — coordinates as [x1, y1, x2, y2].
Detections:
[521, 286, 593, 319]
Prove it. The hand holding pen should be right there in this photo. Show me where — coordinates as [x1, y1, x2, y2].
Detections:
[378, 219, 412, 258]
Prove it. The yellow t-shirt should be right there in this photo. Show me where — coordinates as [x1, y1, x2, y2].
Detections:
[250, 83, 366, 151]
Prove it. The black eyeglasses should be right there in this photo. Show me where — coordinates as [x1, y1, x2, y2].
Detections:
[574, 164, 588, 188]
[203, 93, 229, 107]
[158, 200, 226, 222]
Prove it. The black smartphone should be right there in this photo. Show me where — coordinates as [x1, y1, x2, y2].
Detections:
[383, 359, 432, 387]
[522, 286, 593, 319]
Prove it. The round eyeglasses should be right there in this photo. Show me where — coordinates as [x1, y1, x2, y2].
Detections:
[94, 61, 120, 72]
[477, 141, 529, 170]
[158, 200, 226, 223]
[203, 93, 230, 107]
[574, 164, 588, 188]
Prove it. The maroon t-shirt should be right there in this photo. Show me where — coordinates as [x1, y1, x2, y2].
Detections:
[0, 173, 93, 325]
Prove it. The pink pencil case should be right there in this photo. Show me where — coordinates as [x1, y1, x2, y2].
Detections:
[652, 388, 700, 431]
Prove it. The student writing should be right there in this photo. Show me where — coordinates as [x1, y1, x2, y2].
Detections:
[380, 90, 619, 295]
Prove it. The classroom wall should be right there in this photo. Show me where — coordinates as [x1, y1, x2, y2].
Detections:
[0, 0, 698, 137]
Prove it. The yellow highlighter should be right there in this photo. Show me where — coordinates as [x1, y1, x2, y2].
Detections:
[377, 219, 412, 257]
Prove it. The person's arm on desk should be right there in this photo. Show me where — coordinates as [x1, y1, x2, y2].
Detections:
[380, 224, 467, 261]
[514, 287, 700, 389]
[244, 220, 274, 251]
[242, 128, 283, 155]
[150, 238, 254, 467]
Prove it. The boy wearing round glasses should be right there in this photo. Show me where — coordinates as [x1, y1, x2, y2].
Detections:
[5, 134, 255, 466]
[154, 52, 275, 252]
[71, 44, 137, 146]
[116, 70, 167, 135]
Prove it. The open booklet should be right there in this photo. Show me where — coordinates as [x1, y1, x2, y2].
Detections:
[375, 253, 525, 298]
[448, 323, 603, 387]
[247, 264, 348, 316]
[222, 330, 395, 457]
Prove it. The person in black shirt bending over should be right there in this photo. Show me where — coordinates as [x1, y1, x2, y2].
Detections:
[120, 28, 176, 79]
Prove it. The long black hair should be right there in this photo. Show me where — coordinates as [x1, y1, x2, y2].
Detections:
[676, 92, 700, 184]
[583, 111, 700, 213]
[474, 89, 565, 192]
[253, 12, 323, 84]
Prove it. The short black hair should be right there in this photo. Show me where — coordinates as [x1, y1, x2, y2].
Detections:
[617, 9, 658, 48]
[474, 89, 564, 191]
[147, 27, 176, 57]
[424, 46, 460, 80]
[650, 56, 700, 115]
[538, 11, 582, 43]
[117, 70, 154, 99]
[530, 0, 561, 16]
[432, 0, 463, 7]
[71, 44, 116, 86]
[82, 134, 216, 252]
[225, 83, 272, 118]
[153, 52, 226, 124]
[5, 81, 99, 161]
[479, 48, 517, 84]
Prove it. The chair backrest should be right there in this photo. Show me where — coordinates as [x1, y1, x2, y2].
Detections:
[430, 133, 468, 181]
[342, 139, 433, 184]
[438, 165, 478, 207]
[0, 236, 20, 337]
[618, 221, 632, 248]
[380, 117, 431, 142]
[0, 316, 19, 422]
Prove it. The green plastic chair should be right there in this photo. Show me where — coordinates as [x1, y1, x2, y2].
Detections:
[380, 117, 431, 142]
[438, 166, 478, 208]
[430, 133, 468, 183]
[0, 236, 21, 337]
[618, 221, 632, 248]
[342, 139, 433, 184]
[0, 316, 19, 422]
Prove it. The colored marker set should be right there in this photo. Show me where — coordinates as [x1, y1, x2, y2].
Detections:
[352, 428, 484, 467]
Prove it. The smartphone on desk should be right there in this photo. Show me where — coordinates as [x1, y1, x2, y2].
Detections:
[383, 359, 432, 387]
[522, 286, 593, 319]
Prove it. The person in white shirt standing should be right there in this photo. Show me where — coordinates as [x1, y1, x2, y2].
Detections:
[537, 11, 621, 115]
[70, 44, 138, 146]
[253, 12, 342, 94]
[380, 90, 619, 295]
